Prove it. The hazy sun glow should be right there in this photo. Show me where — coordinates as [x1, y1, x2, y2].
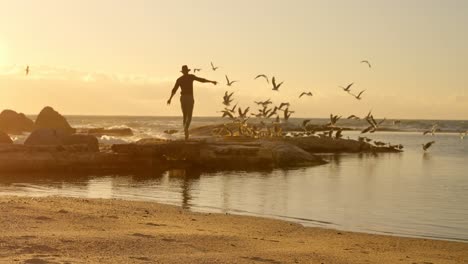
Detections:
[0, 0, 467, 119]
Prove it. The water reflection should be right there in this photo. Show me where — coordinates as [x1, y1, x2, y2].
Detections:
[0, 132, 467, 242]
[167, 169, 201, 209]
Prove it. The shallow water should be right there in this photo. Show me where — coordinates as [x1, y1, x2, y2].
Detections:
[1, 117, 468, 242]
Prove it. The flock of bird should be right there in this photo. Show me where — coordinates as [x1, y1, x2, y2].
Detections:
[166, 60, 467, 153]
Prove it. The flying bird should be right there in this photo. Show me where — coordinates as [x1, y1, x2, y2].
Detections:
[361, 60, 372, 68]
[193, 68, 202, 73]
[225, 103, 238, 113]
[225, 75, 238, 86]
[347, 115, 360, 120]
[299, 92, 313, 98]
[222, 91, 234, 106]
[271, 77, 283, 91]
[327, 114, 341, 127]
[339, 83, 353, 92]
[254, 74, 269, 84]
[210, 62, 219, 71]
[238, 107, 250, 119]
[423, 124, 438, 136]
[335, 129, 343, 139]
[278, 102, 290, 110]
[422, 141, 435, 151]
[352, 90, 366, 100]
[25, 65, 30, 76]
[283, 107, 294, 121]
[254, 99, 272, 107]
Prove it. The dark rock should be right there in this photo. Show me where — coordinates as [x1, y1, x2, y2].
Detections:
[61, 134, 99, 152]
[0, 110, 35, 134]
[35, 106, 75, 134]
[24, 129, 99, 152]
[24, 128, 67, 146]
[0, 131, 13, 144]
[262, 140, 327, 166]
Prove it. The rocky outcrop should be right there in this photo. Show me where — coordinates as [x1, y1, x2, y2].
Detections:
[24, 128, 99, 152]
[0, 110, 35, 134]
[61, 134, 99, 152]
[285, 136, 401, 153]
[0, 131, 13, 144]
[35, 106, 75, 134]
[112, 138, 327, 169]
[77, 127, 134, 137]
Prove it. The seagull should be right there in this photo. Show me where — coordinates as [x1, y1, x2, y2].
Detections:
[339, 83, 353, 92]
[222, 91, 234, 106]
[423, 124, 438, 136]
[25, 65, 30, 76]
[163, 129, 178, 135]
[225, 75, 238, 86]
[254, 99, 272, 107]
[267, 107, 278, 118]
[361, 60, 372, 68]
[347, 115, 360, 120]
[422, 141, 435, 151]
[361, 126, 376, 134]
[221, 110, 235, 119]
[278, 102, 290, 110]
[255, 74, 269, 84]
[299, 92, 313, 98]
[238, 107, 250, 119]
[210, 62, 219, 71]
[352, 90, 366, 100]
[193, 68, 202, 73]
[327, 114, 341, 127]
[271, 77, 283, 91]
[335, 129, 343, 139]
[302, 119, 311, 130]
[460, 131, 467, 140]
[225, 103, 238, 113]
[283, 107, 294, 121]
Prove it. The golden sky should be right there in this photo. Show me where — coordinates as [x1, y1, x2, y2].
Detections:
[0, 0, 467, 119]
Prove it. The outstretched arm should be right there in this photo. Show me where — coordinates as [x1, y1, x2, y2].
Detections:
[167, 80, 180, 105]
[194, 76, 217, 85]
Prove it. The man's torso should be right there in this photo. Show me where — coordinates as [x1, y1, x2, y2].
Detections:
[177, 75, 196, 96]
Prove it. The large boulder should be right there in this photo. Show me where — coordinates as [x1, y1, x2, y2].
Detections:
[24, 129, 99, 152]
[35, 106, 75, 134]
[0, 110, 35, 134]
[24, 128, 68, 146]
[0, 131, 13, 144]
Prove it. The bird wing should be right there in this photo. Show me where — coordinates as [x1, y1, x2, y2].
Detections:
[272, 77, 276, 87]
[357, 90, 366, 98]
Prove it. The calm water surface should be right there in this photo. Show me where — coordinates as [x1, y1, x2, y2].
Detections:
[1, 130, 467, 242]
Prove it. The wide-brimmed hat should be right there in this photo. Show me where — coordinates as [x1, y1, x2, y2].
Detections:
[181, 65, 191, 73]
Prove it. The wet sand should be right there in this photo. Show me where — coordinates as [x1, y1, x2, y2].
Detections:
[0, 196, 466, 263]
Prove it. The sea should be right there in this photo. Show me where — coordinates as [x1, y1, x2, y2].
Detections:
[1, 116, 467, 242]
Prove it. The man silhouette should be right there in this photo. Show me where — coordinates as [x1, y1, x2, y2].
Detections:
[167, 65, 217, 140]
